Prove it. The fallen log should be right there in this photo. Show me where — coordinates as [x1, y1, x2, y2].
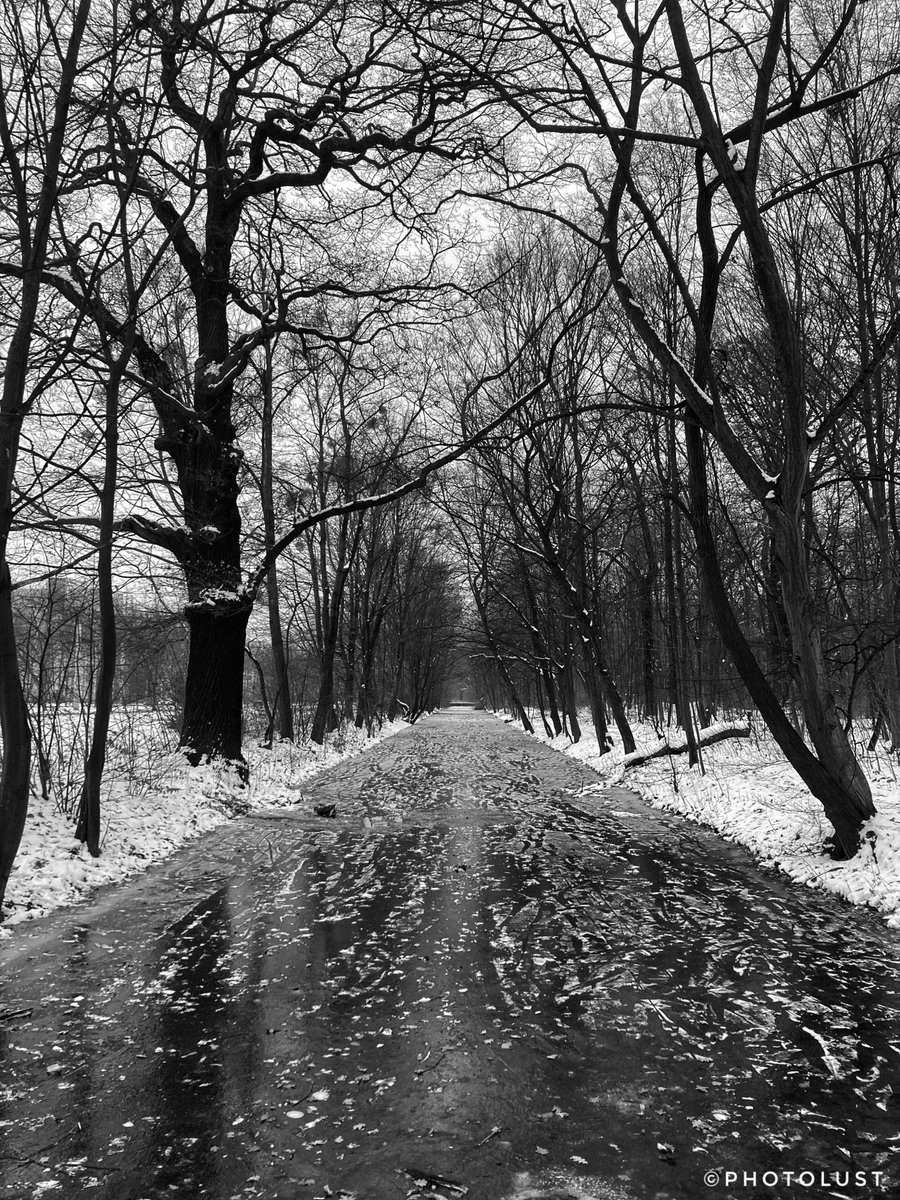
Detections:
[623, 722, 750, 770]
[0, 1008, 33, 1022]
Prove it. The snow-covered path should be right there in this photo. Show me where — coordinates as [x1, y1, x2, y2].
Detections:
[1, 711, 898, 1199]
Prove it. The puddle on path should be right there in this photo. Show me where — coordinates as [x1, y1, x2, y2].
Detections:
[1, 713, 899, 1199]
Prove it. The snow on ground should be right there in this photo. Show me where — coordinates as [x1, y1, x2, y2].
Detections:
[0, 714, 409, 936]
[523, 712, 900, 929]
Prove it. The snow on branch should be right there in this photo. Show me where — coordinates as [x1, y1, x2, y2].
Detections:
[622, 722, 751, 770]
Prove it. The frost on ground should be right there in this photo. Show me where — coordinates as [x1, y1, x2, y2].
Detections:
[525, 713, 900, 929]
[1, 712, 409, 934]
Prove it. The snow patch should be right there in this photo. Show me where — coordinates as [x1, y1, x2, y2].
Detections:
[528, 712, 900, 928]
[1, 715, 409, 934]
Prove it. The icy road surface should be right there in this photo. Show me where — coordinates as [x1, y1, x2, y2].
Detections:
[1, 711, 899, 1199]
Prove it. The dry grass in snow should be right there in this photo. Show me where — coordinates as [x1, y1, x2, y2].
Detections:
[1, 715, 408, 934]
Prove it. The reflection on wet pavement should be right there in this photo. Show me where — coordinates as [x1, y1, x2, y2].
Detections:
[1, 711, 899, 1199]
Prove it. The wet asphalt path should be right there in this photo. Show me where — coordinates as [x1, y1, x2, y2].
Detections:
[2, 710, 900, 1200]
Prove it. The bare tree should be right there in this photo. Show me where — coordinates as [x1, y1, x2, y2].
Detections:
[9, 0, 495, 768]
[0, 0, 94, 913]
[465, 0, 900, 853]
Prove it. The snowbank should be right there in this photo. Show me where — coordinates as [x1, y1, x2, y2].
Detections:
[0, 718, 408, 935]
[523, 713, 900, 928]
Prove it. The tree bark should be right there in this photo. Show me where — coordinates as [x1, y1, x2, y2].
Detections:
[470, 574, 533, 733]
[769, 507, 875, 817]
[181, 603, 252, 767]
[627, 460, 659, 721]
[260, 344, 293, 741]
[519, 570, 562, 734]
[583, 662, 610, 751]
[310, 615, 342, 744]
[686, 423, 873, 856]
[76, 364, 123, 855]
[0, 0, 93, 912]
[0, 565, 31, 916]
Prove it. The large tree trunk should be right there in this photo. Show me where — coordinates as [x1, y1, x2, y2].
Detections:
[687, 424, 873, 856]
[0, 565, 31, 917]
[770, 510, 875, 817]
[181, 603, 251, 767]
[171, 500, 248, 762]
[149, 186, 248, 766]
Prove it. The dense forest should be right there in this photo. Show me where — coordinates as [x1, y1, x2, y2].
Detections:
[2, 0, 900, 917]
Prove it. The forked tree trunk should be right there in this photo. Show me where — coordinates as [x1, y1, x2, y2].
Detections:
[534, 676, 553, 737]
[536, 540, 635, 752]
[597, 650, 636, 753]
[518, 573, 561, 734]
[584, 667, 610, 752]
[311, 631, 341, 745]
[542, 666, 563, 737]
[560, 642, 581, 743]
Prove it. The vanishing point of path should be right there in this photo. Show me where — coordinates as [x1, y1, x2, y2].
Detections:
[1, 711, 899, 1200]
